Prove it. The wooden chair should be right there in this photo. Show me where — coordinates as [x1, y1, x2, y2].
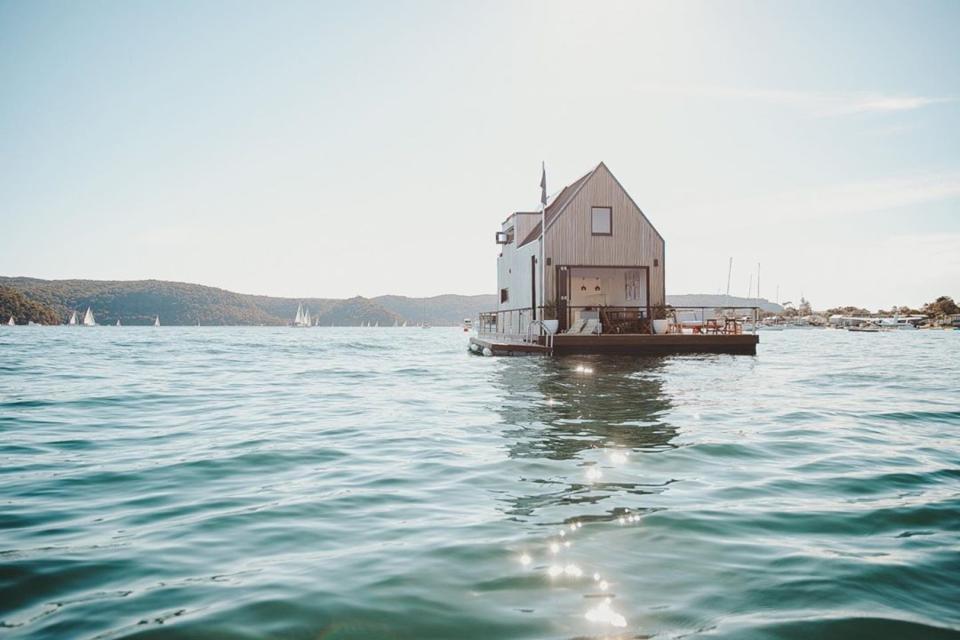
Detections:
[600, 307, 648, 334]
[723, 318, 741, 335]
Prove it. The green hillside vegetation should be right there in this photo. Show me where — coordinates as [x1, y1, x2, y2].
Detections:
[314, 297, 403, 326]
[0, 277, 281, 325]
[374, 294, 498, 326]
[0, 286, 61, 325]
[0, 277, 496, 326]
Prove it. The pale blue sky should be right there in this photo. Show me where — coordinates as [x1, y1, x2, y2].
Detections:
[1, 0, 958, 309]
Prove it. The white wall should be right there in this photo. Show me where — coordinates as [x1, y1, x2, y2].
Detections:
[497, 235, 539, 313]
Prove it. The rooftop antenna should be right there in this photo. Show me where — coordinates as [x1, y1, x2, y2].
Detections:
[747, 273, 753, 299]
[756, 263, 760, 301]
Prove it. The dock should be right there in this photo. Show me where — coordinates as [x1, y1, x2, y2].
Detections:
[470, 333, 759, 357]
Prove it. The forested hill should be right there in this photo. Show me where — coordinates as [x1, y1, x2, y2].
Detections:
[0, 286, 61, 325]
[0, 277, 496, 326]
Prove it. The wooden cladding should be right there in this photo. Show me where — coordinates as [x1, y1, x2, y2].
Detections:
[545, 164, 665, 308]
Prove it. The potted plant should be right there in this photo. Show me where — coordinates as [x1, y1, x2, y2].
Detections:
[651, 305, 671, 334]
[541, 299, 560, 334]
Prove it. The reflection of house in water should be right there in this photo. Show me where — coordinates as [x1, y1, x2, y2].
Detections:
[491, 357, 678, 521]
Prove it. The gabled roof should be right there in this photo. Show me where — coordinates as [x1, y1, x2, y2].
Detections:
[517, 161, 664, 247]
[518, 164, 598, 247]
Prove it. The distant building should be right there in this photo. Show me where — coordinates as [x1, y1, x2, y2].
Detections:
[495, 162, 665, 332]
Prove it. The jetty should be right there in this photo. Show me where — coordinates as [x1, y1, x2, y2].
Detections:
[470, 162, 759, 356]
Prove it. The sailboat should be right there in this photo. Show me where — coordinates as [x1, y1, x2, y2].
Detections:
[6, 316, 14, 326]
[402, 321, 407, 327]
[82, 307, 96, 326]
[68, 311, 78, 325]
[116, 319, 121, 327]
[293, 303, 311, 327]
[154, 316, 160, 327]
[303, 308, 312, 327]
[374, 321, 379, 328]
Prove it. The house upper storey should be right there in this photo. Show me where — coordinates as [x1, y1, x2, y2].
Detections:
[496, 162, 663, 258]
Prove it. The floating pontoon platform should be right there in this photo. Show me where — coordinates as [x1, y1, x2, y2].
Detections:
[470, 333, 759, 357]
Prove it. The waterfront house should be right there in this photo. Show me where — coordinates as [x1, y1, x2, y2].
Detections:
[494, 162, 664, 333]
[473, 162, 758, 355]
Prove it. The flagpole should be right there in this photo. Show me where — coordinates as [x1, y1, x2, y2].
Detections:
[540, 162, 546, 321]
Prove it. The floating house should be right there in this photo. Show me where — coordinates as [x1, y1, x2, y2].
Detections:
[471, 162, 759, 356]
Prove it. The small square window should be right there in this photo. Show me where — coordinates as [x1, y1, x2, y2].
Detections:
[591, 207, 612, 235]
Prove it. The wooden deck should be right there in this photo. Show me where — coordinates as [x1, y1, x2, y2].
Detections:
[471, 333, 758, 356]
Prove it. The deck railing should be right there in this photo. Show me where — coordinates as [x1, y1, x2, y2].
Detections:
[478, 305, 761, 342]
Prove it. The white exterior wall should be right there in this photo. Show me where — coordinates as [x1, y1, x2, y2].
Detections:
[496, 234, 539, 313]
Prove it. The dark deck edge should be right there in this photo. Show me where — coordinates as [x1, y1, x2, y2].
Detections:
[471, 334, 758, 356]
[469, 337, 549, 356]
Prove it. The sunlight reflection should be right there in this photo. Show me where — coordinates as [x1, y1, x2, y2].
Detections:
[548, 564, 563, 577]
[520, 553, 532, 566]
[586, 467, 603, 482]
[585, 598, 627, 628]
[549, 542, 560, 554]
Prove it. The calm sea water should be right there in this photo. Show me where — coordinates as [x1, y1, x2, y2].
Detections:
[1, 327, 958, 639]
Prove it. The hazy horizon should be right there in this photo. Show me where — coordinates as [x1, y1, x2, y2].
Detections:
[2, 1, 958, 309]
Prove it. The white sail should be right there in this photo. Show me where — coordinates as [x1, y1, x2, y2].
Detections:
[403, 321, 407, 327]
[375, 321, 379, 327]
[6, 316, 13, 326]
[303, 309, 312, 326]
[68, 311, 77, 325]
[82, 307, 96, 326]
[154, 316, 160, 327]
[294, 303, 304, 326]
[116, 319, 121, 326]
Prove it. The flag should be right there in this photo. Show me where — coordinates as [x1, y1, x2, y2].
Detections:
[540, 162, 547, 207]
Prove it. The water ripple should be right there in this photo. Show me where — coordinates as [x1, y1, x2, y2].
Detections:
[0, 327, 958, 638]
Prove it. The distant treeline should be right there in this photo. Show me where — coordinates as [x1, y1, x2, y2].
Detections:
[823, 296, 958, 318]
[0, 277, 496, 326]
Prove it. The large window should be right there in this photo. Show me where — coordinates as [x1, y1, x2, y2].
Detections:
[591, 207, 612, 235]
[500, 288, 509, 303]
